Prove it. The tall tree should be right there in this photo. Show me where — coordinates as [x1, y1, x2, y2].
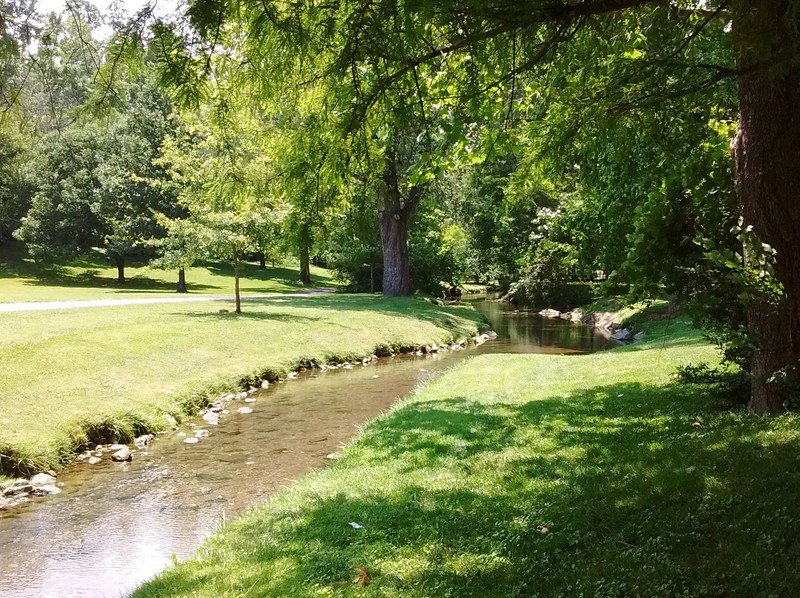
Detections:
[125, 0, 798, 412]
[157, 102, 286, 312]
[283, 0, 798, 412]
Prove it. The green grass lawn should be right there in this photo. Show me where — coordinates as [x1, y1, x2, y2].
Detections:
[134, 318, 800, 597]
[0, 295, 486, 475]
[0, 243, 338, 303]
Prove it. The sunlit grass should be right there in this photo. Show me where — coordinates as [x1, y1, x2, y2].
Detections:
[0, 243, 338, 303]
[135, 321, 800, 597]
[0, 295, 486, 474]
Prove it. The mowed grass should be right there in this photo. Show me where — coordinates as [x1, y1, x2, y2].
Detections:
[135, 319, 800, 597]
[0, 243, 338, 303]
[0, 295, 486, 474]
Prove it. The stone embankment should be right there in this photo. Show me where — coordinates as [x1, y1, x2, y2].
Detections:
[538, 307, 645, 343]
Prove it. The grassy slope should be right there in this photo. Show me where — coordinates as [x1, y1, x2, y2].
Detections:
[135, 318, 800, 597]
[0, 295, 486, 474]
[0, 243, 337, 303]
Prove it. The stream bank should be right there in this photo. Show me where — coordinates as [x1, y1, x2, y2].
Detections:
[0, 297, 613, 597]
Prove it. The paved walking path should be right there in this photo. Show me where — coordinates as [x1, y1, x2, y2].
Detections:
[0, 288, 337, 313]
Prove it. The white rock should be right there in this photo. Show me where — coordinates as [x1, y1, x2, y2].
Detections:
[32, 484, 61, 496]
[183, 437, 200, 444]
[3, 479, 33, 496]
[611, 328, 634, 341]
[30, 473, 56, 487]
[237, 406, 253, 414]
[194, 429, 210, 438]
[111, 447, 132, 462]
[87, 456, 102, 465]
[176, 431, 187, 437]
[287, 371, 299, 379]
[134, 434, 154, 449]
[245, 397, 257, 403]
[261, 380, 270, 389]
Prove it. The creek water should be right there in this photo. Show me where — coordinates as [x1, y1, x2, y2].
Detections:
[0, 298, 613, 598]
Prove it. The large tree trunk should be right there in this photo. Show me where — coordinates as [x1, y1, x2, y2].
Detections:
[258, 253, 266, 269]
[379, 143, 424, 297]
[176, 268, 187, 293]
[732, 0, 800, 414]
[115, 256, 125, 285]
[379, 205, 412, 296]
[299, 223, 312, 285]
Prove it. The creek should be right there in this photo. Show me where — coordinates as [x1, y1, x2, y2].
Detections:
[0, 297, 613, 597]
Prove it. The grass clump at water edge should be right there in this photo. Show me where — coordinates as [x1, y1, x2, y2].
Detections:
[134, 318, 800, 597]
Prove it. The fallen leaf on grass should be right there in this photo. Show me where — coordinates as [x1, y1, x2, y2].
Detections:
[348, 521, 364, 529]
[355, 565, 370, 586]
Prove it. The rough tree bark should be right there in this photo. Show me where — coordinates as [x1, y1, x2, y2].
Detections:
[731, 0, 800, 413]
[234, 256, 242, 313]
[298, 222, 312, 285]
[115, 256, 125, 285]
[379, 144, 424, 297]
[176, 267, 187, 293]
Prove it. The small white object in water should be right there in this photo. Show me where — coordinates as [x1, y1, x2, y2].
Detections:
[348, 522, 365, 529]
[183, 437, 199, 444]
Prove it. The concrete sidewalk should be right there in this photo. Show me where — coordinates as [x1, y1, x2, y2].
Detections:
[0, 288, 337, 313]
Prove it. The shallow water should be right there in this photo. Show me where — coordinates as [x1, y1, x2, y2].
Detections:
[0, 298, 613, 598]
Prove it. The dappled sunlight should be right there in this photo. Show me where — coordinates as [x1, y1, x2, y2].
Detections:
[136, 359, 800, 595]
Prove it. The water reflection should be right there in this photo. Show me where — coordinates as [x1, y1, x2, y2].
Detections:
[469, 296, 615, 354]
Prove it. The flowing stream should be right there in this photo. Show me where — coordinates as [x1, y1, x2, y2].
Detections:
[0, 298, 613, 598]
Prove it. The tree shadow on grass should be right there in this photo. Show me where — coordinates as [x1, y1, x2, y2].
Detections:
[22, 272, 217, 293]
[173, 311, 321, 323]
[138, 379, 800, 598]
[205, 261, 337, 290]
[255, 294, 490, 334]
[0, 255, 218, 293]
